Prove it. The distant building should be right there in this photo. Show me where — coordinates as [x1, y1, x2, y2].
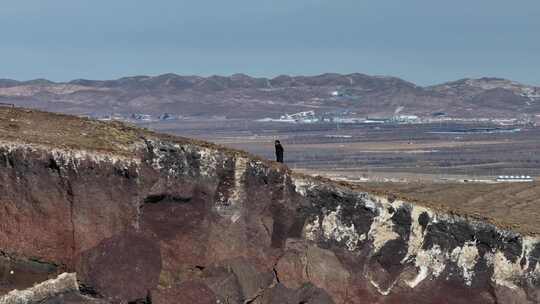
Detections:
[363, 118, 389, 124]
[98, 113, 126, 121]
[280, 110, 317, 123]
[496, 175, 534, 182]
[331, 91, 343, 97]
[392, 115, 419, 123]
[131, 113, 153, 121]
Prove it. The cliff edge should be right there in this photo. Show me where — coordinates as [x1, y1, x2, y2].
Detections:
[0, 107, 539, 303]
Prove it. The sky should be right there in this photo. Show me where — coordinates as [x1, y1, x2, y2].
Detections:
[1, 0, 539, 85]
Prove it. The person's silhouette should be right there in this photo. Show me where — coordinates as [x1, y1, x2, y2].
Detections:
[274, 140, 284, 163]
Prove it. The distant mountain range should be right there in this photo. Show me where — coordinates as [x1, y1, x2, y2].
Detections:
[0, 73, 539, 119]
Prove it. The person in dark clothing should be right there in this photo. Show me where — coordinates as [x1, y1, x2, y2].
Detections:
[275, 140, 284, 163]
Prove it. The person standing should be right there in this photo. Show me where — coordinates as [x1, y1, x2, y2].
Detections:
[275, 140, 284, 163]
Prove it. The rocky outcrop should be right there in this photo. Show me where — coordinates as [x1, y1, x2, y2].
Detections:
[0, 122, 539, 303]
[0, 273, 78, 304]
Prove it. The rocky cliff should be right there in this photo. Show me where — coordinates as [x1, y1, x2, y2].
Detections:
[0, 108, 539, 303]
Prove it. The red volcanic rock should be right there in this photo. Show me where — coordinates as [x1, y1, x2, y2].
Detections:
[494, 285, 530, 304]
[259, 283, 335, 304]
[41, 292, 110, 303]
[140, 182, 211, 278]
[0, 149, 142, 268]
[0, 150, 74, 264]
[305, 245, 351, 303]
[76, 232, 161, 302]
[274, 240, 351, 303]
[275, 250, 308, 289]
[225, 257, 275, 301]
[152, 280, 217, 304]
[200, 265, 244, 303]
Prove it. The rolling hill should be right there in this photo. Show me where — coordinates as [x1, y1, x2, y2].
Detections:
[0, 73, 538, 119]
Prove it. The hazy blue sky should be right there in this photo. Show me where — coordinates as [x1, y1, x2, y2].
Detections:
[1, 0, 539, 85]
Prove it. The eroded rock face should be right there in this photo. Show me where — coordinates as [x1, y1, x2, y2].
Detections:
[76, 232, 161, 302]
[0, 273, 78, 304]
[1, 138, 539, 303]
